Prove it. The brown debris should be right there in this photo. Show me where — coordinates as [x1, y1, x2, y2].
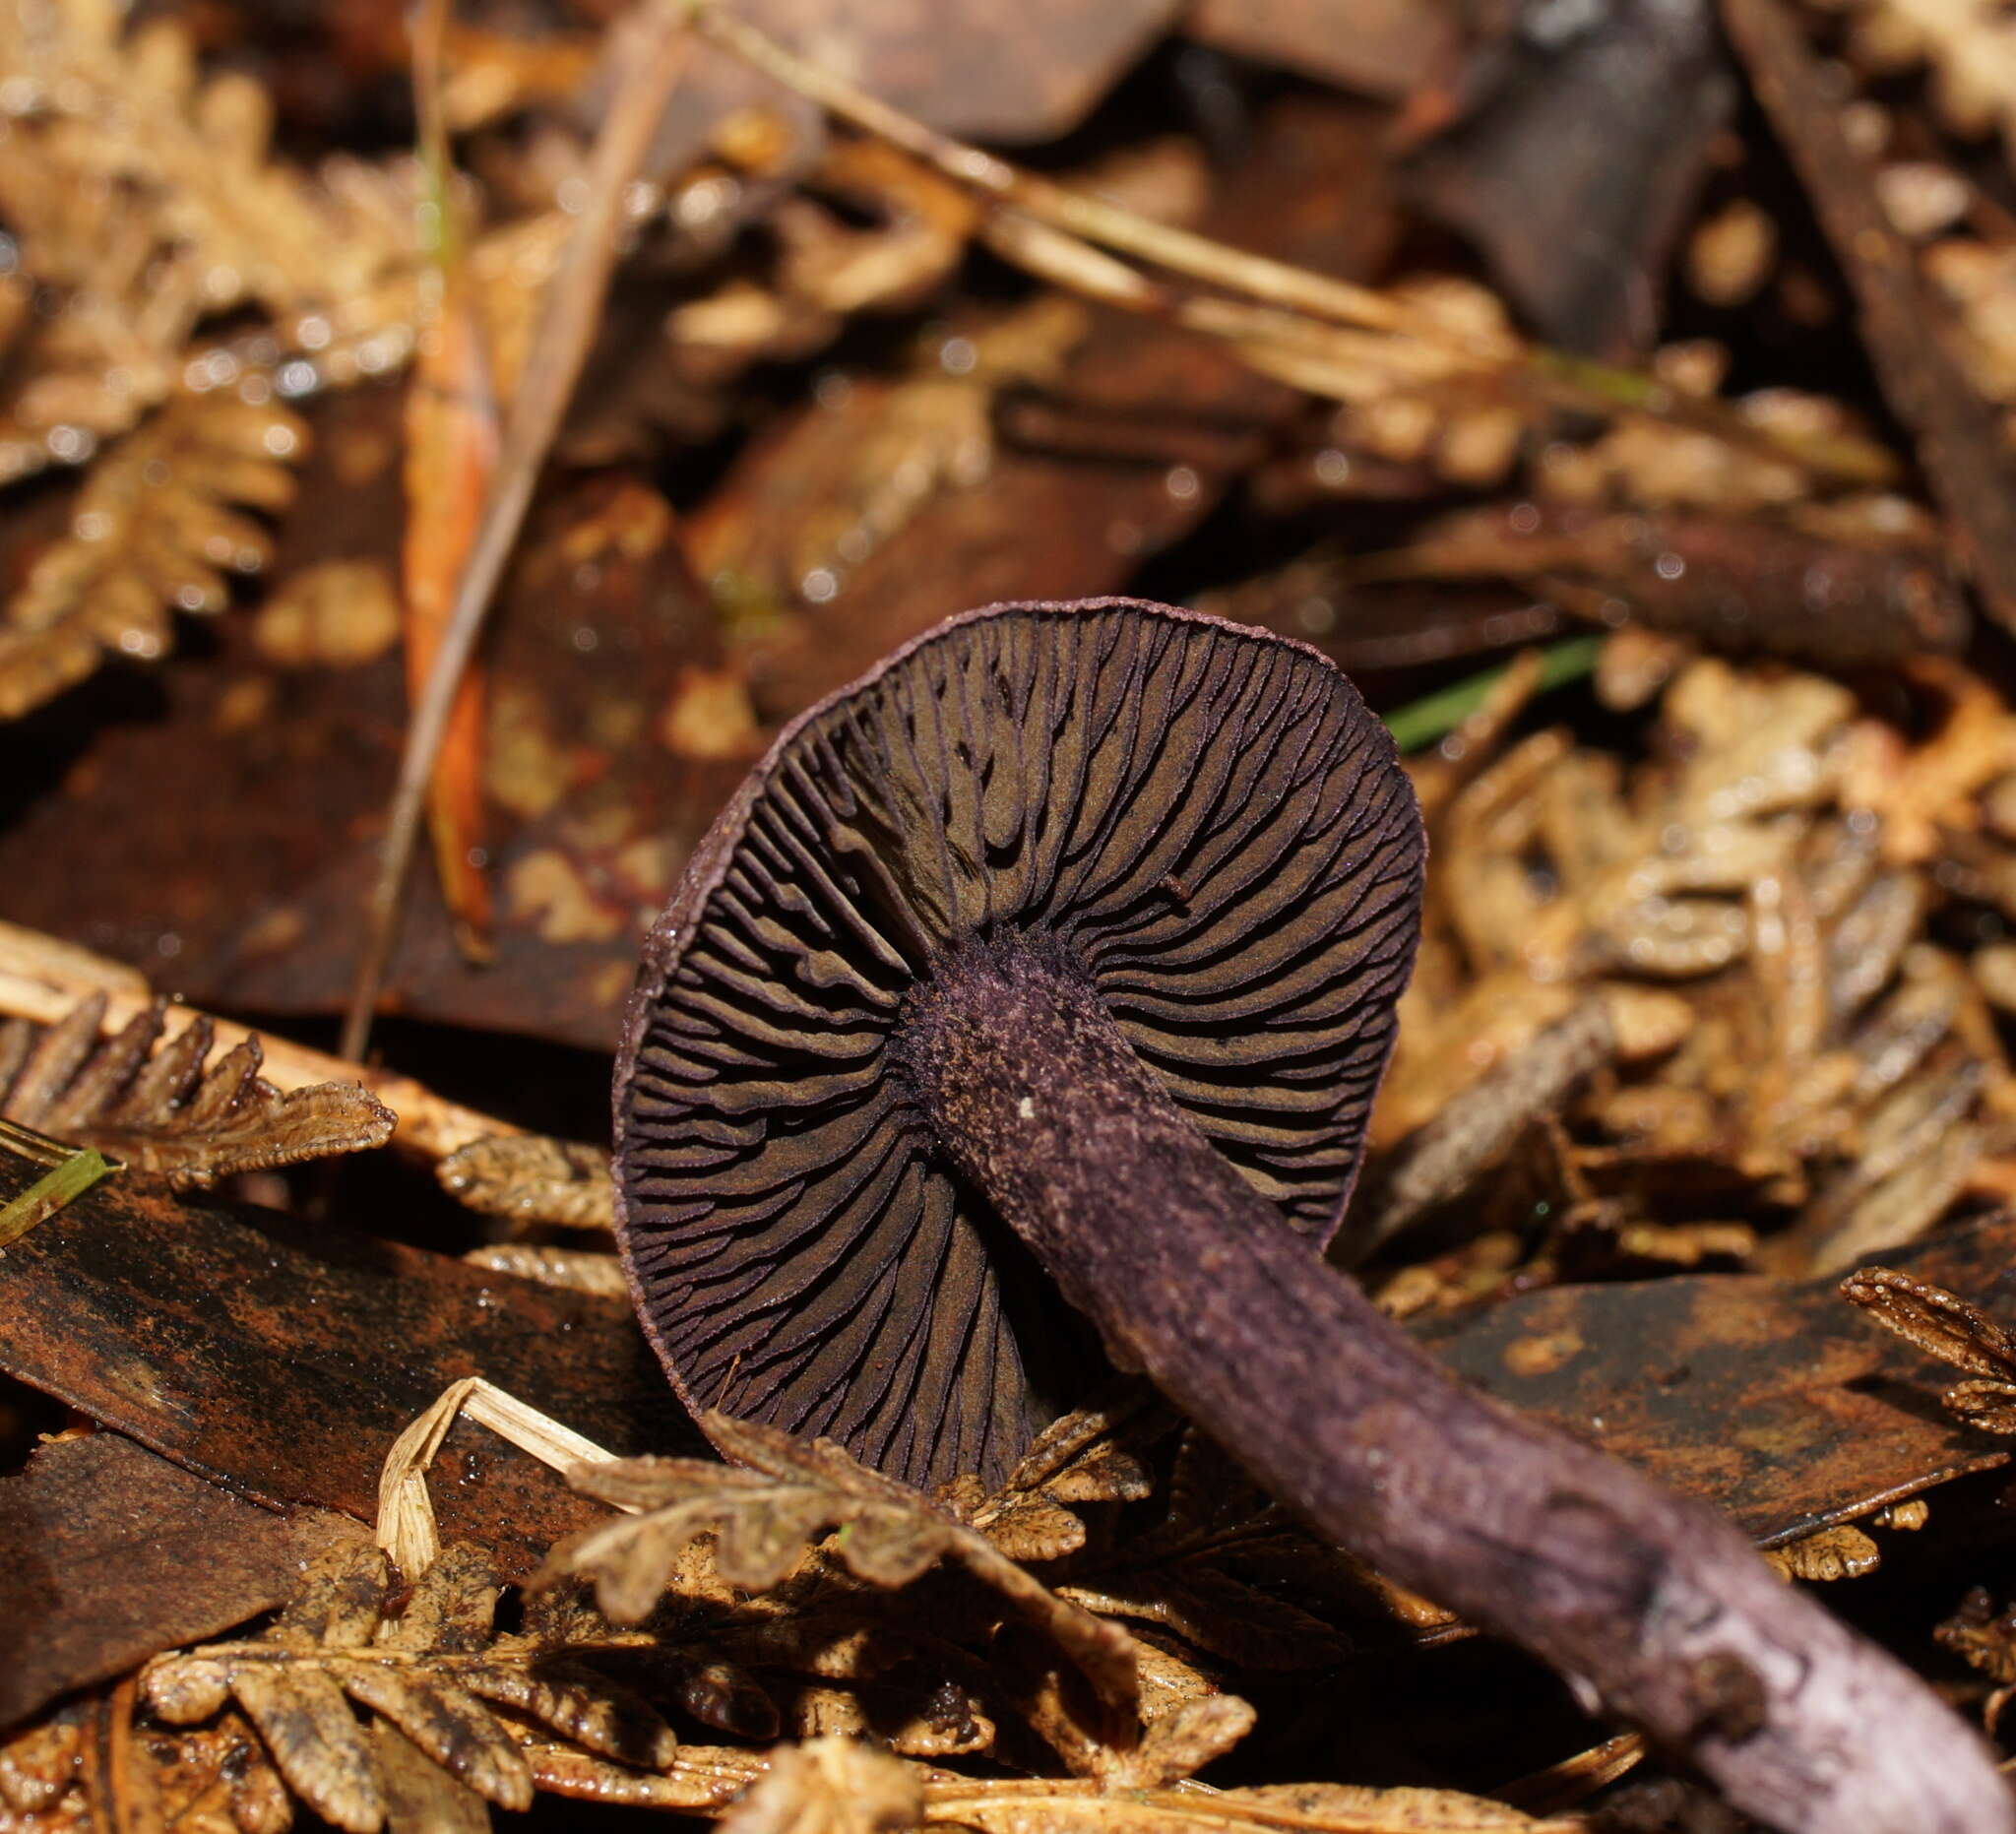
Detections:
[0, 993, 394, 1187]
[144, 1541, 678, 1833]
[546, 1412, 1141, 1736]
[1722, 0, 2016, 635]
[0, 1432, 360, 1731]
[0, 393, 305, 721]
[437, 1134, 615, 1233]
[0, 1152, 696, 1580]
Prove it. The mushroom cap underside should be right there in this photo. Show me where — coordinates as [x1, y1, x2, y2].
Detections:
[614, 598, 1425, 1489]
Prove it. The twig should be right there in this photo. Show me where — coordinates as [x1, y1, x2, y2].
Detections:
[341, 0, 700, 1062]
[0, 920, 517, 1161]
[1721, 0, 2016, 632]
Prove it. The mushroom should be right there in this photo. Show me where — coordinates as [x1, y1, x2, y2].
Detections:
[614, 599, 2009, 1834]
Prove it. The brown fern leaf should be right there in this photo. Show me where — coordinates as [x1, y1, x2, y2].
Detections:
[437, 1134, 616, 1233]
[714, 1736, 922, 1834]
[0, 391, 306, 720]
[546, 1412, 1140, 1720]
[144, 1542, 678, 1834]
[0, 992, 393, 1186]
[0, 1, 416, 479]
[956, 1391, 1166, 1564]
[1, 1704, 289, 1834]
[1040, 1430, 1353, 1672]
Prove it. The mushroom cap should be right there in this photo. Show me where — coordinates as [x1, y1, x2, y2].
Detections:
[614, 598, 1424, 1489]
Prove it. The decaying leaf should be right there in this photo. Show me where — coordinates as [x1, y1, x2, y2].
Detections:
[0, 1430, 363, 1730]
[144, 1541, 677, 1834]
[546, 1412, 1140, 1720]
[714, 1736, 921, 1834]
[1937, 1587, 2016, 1685]
[1762, 1524, 1882, 1582]
[1, 1701, 292, 1834]
[438, 1133, 616, 1232]
[0, 992, 393, 1186]
[0, 392, 305, 720]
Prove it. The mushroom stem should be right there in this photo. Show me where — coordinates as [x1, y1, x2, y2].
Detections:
[898, 932, 2011, 1834]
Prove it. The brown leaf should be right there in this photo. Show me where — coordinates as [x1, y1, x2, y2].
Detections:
[0, 1431, 361, 1730]
[0, 994, 394, 1187]
[0, 1155, 695, 1579]
[714, 1738, 922, 1834]
[1411, 1207, 2016, 1552]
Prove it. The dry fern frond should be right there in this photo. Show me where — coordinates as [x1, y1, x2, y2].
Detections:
[715, 1736, 922, 1834]
[0, 2, 419, 476]
[0, 390, 305, 719]
[143, 1542, 677, 1834]
[545, 1411, 1141, 1719]
[0, 1704, 289, 1834]
[947, 1390, 1164, 1564]
[0, 991, 394, 1186]
[919, 1776, 1587, 1834]
[462, 1242, 630, 1296]
[438, 1133, 616, 1232]
[1048, 1432, 1352, 1672]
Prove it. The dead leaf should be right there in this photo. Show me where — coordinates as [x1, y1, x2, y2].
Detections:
[0, 1432, 361, 1729]
[437, 1134, 615, 1232]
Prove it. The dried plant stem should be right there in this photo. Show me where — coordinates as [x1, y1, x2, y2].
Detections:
[341, 0, 699, 1063]
[378, 1376, 624, 1579]
[695, 5, 1892, 485]
[0, 920, 515, 1161]
[900, 934, 2012, 1834]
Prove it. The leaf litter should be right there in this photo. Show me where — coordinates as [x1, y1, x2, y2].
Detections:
[19, 0, 2016, 1830]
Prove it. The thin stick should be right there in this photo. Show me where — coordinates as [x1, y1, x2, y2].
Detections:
[341, 0, 699, 1062]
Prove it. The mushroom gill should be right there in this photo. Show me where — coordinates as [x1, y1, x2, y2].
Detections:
[615, 598, 1419, 1490]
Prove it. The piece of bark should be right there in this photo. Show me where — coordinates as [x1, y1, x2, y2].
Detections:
[1721, 0, 2016, 636]
[0, 1156, 695, 1581]
[1418, 1209, 2016, 1546]
[0, 1432, 361, 1731]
